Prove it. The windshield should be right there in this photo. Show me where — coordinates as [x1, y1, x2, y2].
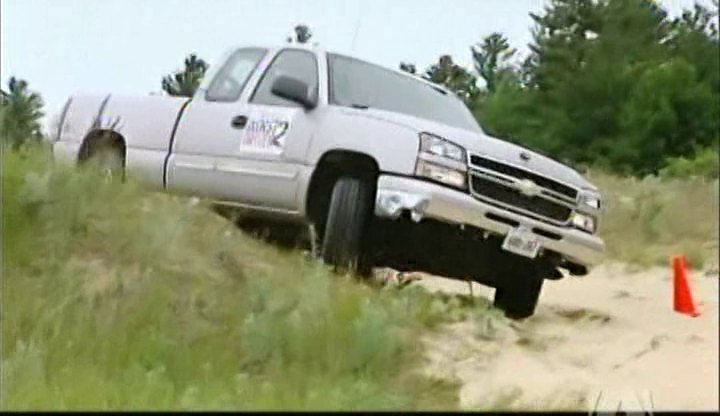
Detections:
[327, 54, 481, 133]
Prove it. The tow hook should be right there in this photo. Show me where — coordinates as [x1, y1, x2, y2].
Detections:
[375, 190, 430, 222]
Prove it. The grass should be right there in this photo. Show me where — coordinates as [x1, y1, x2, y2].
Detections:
[473, 386, 590, 412]
[2, 143, 717, 410]
[588, 169, 719, 269]
[2, 144, 498, 410]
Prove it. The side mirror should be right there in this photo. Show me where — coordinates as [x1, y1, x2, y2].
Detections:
[271, 75, 317, 110]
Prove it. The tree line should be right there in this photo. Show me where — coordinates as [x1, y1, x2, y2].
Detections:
[3, 3, 718, 177]
[410, 0, 719, 177]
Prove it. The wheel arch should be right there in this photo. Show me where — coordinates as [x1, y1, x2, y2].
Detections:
[78, 129, 127, 165]
[305, 149, 380, 234]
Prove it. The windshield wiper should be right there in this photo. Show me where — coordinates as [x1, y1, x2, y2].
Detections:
[350, 103, 369, 110]
[431, 86, 448, 95]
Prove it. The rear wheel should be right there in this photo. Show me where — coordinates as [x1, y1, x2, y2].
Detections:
[86, 143, 125, 182]
[321, 176, 374, 276]
[493, 265, 545, 320]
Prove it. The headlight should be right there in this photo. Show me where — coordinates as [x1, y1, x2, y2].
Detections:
[415, 133, 467, 190]
[571, 212, 596, 234]
[579, 190, 601, 210]
[419, 132, 466, 162]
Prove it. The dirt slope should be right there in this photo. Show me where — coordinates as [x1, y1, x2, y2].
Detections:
[415, 263, 719, 411]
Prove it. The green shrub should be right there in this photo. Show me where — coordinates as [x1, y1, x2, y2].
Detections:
[589, 169, 719, 267]
[660, 147, 719, 179]
[2, 144, 467, 410]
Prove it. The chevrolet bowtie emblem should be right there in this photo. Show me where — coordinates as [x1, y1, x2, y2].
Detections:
[516, 179, 541, 197]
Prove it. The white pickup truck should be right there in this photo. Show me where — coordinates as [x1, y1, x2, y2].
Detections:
[50, 45, 605, 318]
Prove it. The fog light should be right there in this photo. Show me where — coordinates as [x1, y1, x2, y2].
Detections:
[571, 212, 596, 234]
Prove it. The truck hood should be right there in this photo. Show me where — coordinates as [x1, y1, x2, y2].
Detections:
[350, 108, 597, 191]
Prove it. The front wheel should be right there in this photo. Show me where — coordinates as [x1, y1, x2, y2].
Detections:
[321, 176, 374, 276]
[493, 269, 545, 319]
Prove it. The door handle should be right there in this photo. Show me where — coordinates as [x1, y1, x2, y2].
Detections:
[231, 115, 248, 129]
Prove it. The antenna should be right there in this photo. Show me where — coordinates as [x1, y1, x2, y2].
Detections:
[350, 0, 364, 52]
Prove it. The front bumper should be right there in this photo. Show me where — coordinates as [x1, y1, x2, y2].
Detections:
[374, 174, 605, 267]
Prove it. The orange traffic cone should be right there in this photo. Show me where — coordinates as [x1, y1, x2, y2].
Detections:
[673, 255, 701, 317]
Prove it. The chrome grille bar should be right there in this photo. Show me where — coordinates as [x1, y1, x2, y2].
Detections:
[467, 153, 581, 226]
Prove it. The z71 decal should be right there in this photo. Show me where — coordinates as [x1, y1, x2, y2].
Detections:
[240, 117, 289, 152]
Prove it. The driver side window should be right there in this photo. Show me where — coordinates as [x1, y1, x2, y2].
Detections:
[206, 48, 266, 102]
[250, 49, 318, 107]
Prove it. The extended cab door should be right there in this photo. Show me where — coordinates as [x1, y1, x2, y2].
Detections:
[167, 47, 321, 212]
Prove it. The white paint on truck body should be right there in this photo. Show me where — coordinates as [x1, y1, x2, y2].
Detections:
[102, 94, 188, 187]
[57, 94, 109, 145]
[50, 44, 605, 269]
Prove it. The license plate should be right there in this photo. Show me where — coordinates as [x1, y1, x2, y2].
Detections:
[502, 226, 541, 259]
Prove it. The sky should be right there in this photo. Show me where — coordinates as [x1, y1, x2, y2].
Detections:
[0, 0, 708, 122]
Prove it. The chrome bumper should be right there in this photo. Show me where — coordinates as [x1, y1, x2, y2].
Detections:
[374, 174, 605, 267]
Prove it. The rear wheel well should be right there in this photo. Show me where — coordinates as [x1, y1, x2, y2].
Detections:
[306, 150, 380, 236]
[78, 129, 126, 165]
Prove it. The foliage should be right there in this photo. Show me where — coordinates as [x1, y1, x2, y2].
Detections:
[618, 58, 718, 174]
[3, 143, 716, 409]
[660, 146, 719, 179]
[416, 0, 719, 177]
[161, 54, 209, 98]
[471, 32, 517, 93]
[472, 77, 534, 142]
[4, 1, 719, 409]
[0, 77, 45, 149]
[1, 145, 495, 410]
[590, 169, 719, 268]
[423, 55, 480, 104]
[287, 24, 313, 44]
[399, 62, 417, 74]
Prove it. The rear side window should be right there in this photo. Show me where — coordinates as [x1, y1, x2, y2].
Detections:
[206, 48, 266, 102]
[250, 49, 318, 107]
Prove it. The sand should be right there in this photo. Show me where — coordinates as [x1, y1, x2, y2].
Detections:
[411, 263, 719, 411]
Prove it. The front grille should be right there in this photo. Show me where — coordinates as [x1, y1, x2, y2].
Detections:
[469, 155, 578, 199]
[470, 175, 572, 223]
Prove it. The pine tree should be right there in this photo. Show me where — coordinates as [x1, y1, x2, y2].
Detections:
[0, 77, 45, 149]
[161, 54, 209, 97]
[471, 32, 517, 93]
[423, 55, 479, 103]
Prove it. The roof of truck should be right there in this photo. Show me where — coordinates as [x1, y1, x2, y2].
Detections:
[233, 44, 455, 97]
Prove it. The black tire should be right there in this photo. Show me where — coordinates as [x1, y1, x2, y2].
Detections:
[86, 143, 125, 182]
[494, 269, 545, 320]
[321, 176, 374, 276]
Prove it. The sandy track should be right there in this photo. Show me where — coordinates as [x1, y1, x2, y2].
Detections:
[414, 263, 719, 411]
